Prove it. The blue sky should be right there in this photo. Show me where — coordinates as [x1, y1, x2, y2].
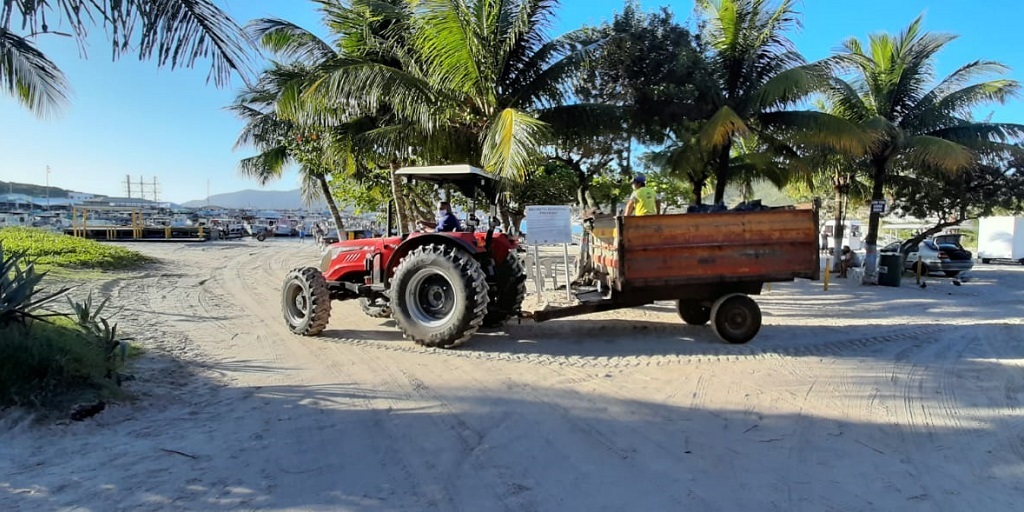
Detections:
[3, 0, 1023, 204]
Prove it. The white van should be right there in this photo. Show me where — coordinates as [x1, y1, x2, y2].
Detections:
[978, 216, 1024, 264]
[822, 220, 863, 251]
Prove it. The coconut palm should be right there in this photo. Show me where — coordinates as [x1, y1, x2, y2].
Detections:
[229, 62, 348, 231]
[825, 15, 1024, 278]
[2, 0, 253, 117]
[691, 0, 865, 204]
[282, 0, 601, 232]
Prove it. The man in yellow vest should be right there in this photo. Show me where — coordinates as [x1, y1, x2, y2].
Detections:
[624, 173, 660, 216]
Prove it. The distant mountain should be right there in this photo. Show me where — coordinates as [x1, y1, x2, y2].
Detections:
[182, 189, 326, 210]
[0, 180, 78, 198]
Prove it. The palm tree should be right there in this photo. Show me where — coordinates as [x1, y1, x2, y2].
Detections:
[229, 62, 348, 231]
[825, 15, 1024, 279]
[691, 0, 865, 204]
[2, 0, 252, 117]
[287, 0, 600, 233]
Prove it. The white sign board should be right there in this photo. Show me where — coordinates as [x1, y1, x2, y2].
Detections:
[525, 205, 573, 245]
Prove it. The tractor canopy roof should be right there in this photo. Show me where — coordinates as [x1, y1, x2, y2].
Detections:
[396, 165, 499, 204]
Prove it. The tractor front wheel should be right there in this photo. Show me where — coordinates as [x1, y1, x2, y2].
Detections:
[390, 244, 489, 348]
[281, 267, 331, 336]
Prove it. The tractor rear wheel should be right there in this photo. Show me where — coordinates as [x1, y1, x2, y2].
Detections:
[483, 252, 527, 328]
[390, 244, 489, 348]
[710, 293, 761, 344]
[676, 299, 711, 325]
[281, 267, 331, 336]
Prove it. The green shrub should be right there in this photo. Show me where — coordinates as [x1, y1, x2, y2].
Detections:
[0, 243, 132, 410]
[0, 227, 152, 270]
[0, 319, 118, 407]
[1, 248, 72, 328]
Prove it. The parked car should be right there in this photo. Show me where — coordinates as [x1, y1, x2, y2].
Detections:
[881, 234, 974, 277]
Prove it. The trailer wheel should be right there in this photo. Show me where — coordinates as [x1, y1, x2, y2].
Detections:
[710, 293, 761, 344]
[483, 252, 527, 328]
[281, 267, 331, 336]
[359, 297, 391, 319]
[391, 244, 488, 348]
[676, 300, 711, 325]
[256, 232, 267, 242]
[981, 258, 991, 264]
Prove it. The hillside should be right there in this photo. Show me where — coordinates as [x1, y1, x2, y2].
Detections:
[0, 180, 76, 198]
[182, 189, 326, 210]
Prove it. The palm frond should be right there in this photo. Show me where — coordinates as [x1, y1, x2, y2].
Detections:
[482, 107, 548, 181]
[903, 135, 975, 172]
[134, 0, 255, 87]
[247, 18, 336, 63]
[305, 60, 436, 128]
[414, 0, 485, 97]
[759, 110, 870, 156]
[238, 146, 292, 185]
[0, 29, 70, 117]
[698, 106, 750, 150]
[753, 63, 827, 111]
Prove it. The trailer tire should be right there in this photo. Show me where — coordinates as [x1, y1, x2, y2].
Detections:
[281, 267, 331, 336]
[676, 300, 711, 325]
[359, 297, 391, 319]
[483, 252, 527, 328]
[256, 232, 267, 242]
[710, 293, 761, 344]
[981, 258, 991, 264]
[391, 244, 488, 348]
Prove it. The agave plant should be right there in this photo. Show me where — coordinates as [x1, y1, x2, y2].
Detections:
[0, 243, 73, 328]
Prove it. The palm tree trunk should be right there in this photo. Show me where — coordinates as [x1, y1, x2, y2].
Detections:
[691, 177, 705, 206]
[317, 174, 344, 231]
[830, 171, 847, 272]
[389, 161, 408, 235]
[863, 159, 887, 283]
[713, 144, 731, 204]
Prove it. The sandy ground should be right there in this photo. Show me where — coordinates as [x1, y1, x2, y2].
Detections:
[2, 238, 1024, 511]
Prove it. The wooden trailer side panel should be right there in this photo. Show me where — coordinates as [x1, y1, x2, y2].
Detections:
[617, 208, 819, 289]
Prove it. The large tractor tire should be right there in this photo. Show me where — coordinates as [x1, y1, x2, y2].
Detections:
[281, 267, 331, 336]
[359, 297, 392, 319]
[483, 252, 528, 328]
[710, 293, 761, 344]
[676, 299, 711, 325]
[390, 244, 489, 348]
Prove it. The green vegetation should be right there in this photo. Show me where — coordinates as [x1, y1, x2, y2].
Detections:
[0, 318, 123, 408]
[1, 243, 134, 409]
[0, 228, 153, 270]
[0, 180, 74, 198]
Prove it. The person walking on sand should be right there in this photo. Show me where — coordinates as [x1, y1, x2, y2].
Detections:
[624, 174, 660, 216]
[298, 226, 306, 243]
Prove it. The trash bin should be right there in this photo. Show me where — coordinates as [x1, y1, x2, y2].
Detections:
[878, 254, 903, 287]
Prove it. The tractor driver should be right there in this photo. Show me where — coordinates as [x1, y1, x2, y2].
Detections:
[419, 201, 462, 232]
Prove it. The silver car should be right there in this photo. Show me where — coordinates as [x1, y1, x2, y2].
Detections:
[884, 234, 974, 277]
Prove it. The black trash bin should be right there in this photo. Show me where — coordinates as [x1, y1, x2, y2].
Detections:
[878, 254, 903, 287]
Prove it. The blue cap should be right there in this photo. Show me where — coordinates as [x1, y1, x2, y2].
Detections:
[632, 173, 646, 184]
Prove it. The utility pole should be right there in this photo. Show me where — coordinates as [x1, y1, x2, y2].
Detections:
[45, 165, 51, 211]
[125, 174, 132, 198]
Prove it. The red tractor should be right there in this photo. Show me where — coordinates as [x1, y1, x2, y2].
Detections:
[281, 165, 527, 348]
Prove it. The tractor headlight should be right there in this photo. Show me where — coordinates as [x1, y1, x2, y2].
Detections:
[320, 247, 342, 272]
